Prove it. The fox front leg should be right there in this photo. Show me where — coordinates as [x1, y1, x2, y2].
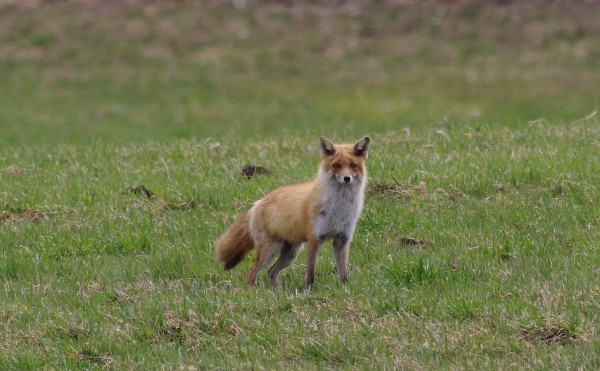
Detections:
[333, 234, 350, 284]
[306, 237, 322, 287]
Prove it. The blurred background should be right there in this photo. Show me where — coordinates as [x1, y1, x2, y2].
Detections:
[1, 0, 598, 145]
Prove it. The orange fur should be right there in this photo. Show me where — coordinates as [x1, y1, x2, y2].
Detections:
[215, 136, 370, 287]
[215, 211, 254, 270]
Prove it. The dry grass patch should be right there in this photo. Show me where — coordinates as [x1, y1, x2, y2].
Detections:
[0, 204, 73, 224]
[122, 184, 198, 211]
[521, 323, 578, 346]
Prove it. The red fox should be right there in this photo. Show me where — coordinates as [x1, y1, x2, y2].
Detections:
[215, 136, 370, 287]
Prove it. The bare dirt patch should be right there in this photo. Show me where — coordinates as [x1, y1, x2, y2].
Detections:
[398, 236, 430, 247]
[241, 164, 271, 179]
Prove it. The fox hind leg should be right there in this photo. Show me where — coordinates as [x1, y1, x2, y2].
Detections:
[268, 242, 302, 287]
[246, 239, 283, 286]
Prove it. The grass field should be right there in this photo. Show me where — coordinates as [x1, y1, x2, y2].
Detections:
[1, 1, 600, 369]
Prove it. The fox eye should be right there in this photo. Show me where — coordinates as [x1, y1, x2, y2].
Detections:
[350, 163, 358, 169]
[333, 163, 341, 169]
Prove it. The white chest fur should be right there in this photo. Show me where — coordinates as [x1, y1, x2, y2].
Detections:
[314, 171, 365, 241]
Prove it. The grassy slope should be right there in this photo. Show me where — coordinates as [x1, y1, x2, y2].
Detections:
[1, 1, 600, 369]
[1, 1, 598, 144]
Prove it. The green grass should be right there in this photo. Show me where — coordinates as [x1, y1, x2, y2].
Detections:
[2, 126, 600, 368]
[1, 1, 600, 369]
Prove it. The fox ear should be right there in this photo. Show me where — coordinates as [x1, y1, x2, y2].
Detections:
[320, 136, 336, 157]
[354, 136, 371, 158]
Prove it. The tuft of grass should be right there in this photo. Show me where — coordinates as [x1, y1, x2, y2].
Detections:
[386, 258, 443, 287]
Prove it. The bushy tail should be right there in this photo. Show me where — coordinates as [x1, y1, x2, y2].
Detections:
[215, 211, 254, 270]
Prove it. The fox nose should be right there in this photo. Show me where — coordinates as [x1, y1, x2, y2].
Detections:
[344, 176, 351, 183]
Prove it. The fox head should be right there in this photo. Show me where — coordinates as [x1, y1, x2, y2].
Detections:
[319, 136, 370, 185]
